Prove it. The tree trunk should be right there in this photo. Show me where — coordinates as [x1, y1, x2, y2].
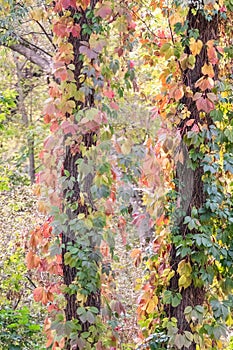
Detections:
[58, 1, 101, 344]
[167, 5, 219, 349]
[14, 54, 36, 184]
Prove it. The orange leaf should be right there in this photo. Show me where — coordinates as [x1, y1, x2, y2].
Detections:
[173, 86, 184, 101]
[189, 38, 203, 56]
[207, 45, 218, 65]
[201, 63, 215, 78]
[26, 251, 40, 269]
[195, 76, 214, 91]
[33, 287, 44, 302]
[130, 248, 141, 258]
[186, 118, 195, 126]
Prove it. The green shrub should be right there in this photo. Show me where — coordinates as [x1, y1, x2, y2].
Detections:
[0, 306, 45, 350]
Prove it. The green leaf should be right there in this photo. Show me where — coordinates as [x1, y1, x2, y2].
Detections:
[171, 293, 182, 307]
[77, 307, 86, 316]
[184, 306, 192, 314]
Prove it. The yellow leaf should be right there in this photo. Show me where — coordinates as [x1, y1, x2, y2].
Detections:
[80, 192, 85, 206]
[30, 8, 44, 21]
[216, 340, 223, 349]
[179, 275, 192, 289]
[201, 63, 215, 78]
[121, 140, 132, 155]
[178, 260, 192, 275]
[189, 38, 203, 56]
[78, 213, 85, 219]
[38, 200, 48, 214]
[177, 260, 186, 274]
[146, 296, 158, 313]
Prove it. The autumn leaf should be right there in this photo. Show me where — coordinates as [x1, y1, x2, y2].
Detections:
[54, 66, 68, 81]
[189, 38, 203, 56]
[61, 0, 77, 9]
[30, 8, 44, 21]
[26, 251, 40, 269]
[130, 248, 141, 258]
[77, 0, 90, 10]
[201, 62, 215, 78]
[110, 101, 119, 110]
[53, 20, 70, 38]
[146, 296, 158, 313]
[103, 89, 115, 98]
[100, 240, 110, 257]
[185, 118, 195, 127]
[71, 24, 81, 37]
[195, 76, 214, 91]
[206, 40, 218, 64]
[95, 2, 112, 18]
[174, 86, 184, 101]
[79, 42, 98, 60]
[61, 120, 78, 135]
[196, 96, 214, 113]
[33, 287, 44, 302]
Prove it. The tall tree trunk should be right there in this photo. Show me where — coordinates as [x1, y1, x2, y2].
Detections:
[14, 54, 36, 184]
[58, 1, 101, 343]
[167, 5, 219, 349]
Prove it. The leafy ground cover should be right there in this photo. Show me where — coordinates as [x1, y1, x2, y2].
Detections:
[0, 185, 46, 349]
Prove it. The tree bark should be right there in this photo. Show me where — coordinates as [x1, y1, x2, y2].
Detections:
[167, 5, 219, 349]
[9, 39, 52, 73]
[59, 1, 101, 345]
[13, 54, 36, 184]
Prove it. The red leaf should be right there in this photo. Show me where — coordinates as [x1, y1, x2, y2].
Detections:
[103, 89, 115, 98]
[33, 287, 44, 302]
[50, 121, 59, 133]
[196, 96, 214, 113]
[53, 22, 70, 38]
[185, 118, 195, 127]
[95, 3, 112, 18]
[71, 24, 81, 37]
[207, 45, 218, 65]
[44, 114, 51, 124]
[61, 0, 77, 9]
[191, 123, 200, 133]
[110, 101, 119, 110]
[61, 120, 79, 135]
[54, 66, 68, 81]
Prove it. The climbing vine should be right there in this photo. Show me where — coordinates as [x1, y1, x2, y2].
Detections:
[135, 1, 233, 350]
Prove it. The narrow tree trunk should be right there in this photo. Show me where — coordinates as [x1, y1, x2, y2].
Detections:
[59, 1, 101, 343]
[14, 55, 36, 184]
[167, 5, 219, 349]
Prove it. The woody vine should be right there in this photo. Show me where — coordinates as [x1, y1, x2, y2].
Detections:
[17, 0, 233, 349]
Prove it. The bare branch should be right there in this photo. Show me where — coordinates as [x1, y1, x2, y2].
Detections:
[7, 40, 52, 73]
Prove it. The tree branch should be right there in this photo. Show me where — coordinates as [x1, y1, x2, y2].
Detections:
[7, 40, 52, 73]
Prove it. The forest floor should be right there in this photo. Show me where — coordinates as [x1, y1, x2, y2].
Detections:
[0, 185, 142, 348]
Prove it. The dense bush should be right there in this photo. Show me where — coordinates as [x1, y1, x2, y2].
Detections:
[0, 306, 45, 350]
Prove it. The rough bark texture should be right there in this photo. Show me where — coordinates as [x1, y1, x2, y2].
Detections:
[167, 5, 219, 350]
[60, 1, 101, 344]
